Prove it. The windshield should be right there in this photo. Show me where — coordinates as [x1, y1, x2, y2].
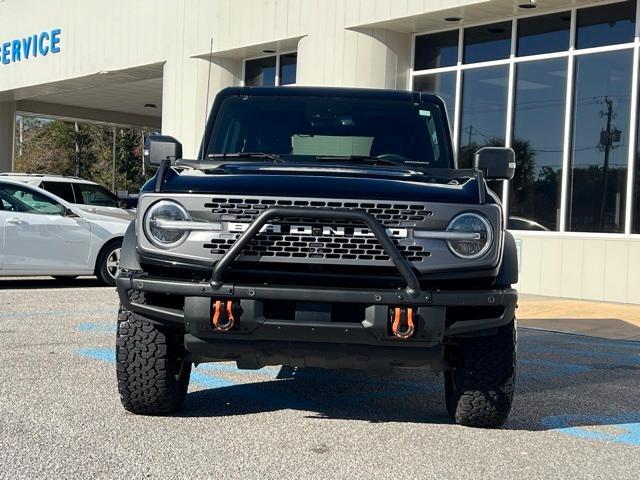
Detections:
[206, 95, 452, 169]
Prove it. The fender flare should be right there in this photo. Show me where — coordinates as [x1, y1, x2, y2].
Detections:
[119, 221, 142, 272]
[496, 231, 518, 287]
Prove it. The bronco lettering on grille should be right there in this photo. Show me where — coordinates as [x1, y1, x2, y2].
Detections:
[227, 222, 408, 238]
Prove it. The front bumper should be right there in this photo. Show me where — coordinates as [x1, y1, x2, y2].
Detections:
[117, 272, 516, 369]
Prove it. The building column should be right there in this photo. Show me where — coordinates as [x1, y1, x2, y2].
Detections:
[296, 27, 411, 90]
[161, 57, 241, 159]
[0, 101, 16, 172]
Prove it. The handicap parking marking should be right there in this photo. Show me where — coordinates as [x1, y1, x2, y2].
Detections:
[542, 414, 640, 447]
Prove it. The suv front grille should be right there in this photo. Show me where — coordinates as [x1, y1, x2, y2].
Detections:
[199, 196, 437, 265]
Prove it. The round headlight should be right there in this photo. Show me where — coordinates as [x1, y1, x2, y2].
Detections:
[144, 200, 190, 248]
[446, 212, 493, 259]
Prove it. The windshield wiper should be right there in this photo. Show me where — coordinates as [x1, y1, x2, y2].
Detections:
[314, 155, 406, 168]
[207, 152, 284, 162]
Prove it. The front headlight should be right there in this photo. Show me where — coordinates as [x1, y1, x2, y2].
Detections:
[144, 200, 190, 248]
[446, 212, 493, 259]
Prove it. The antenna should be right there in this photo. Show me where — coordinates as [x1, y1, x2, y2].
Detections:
[202, 37, 214, 160]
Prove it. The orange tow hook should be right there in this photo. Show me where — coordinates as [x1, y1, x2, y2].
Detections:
[391, 307, 415, 339]
[211, 300, 237, 332]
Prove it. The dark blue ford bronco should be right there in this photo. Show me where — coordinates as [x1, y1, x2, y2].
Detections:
[115, 86, 518, 427]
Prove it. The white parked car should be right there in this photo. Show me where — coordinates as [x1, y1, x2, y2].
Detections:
[0, 173, 135, 221]
[0, 179, 129, 285]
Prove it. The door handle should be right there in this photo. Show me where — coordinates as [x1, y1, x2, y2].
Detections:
[6, 218, 25, 225]
[87, 208, 97, 213]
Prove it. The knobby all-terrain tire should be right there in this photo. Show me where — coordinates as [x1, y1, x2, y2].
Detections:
[116, 290, 191, 415]
[444, 319, 516, 428]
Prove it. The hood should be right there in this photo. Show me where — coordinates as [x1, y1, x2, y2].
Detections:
[142, 163, 483, 204]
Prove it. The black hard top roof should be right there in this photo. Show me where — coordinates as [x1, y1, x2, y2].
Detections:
[218, 86, 444, 105]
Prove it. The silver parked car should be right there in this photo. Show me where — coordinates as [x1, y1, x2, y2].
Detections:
[0, 179, 129, 285]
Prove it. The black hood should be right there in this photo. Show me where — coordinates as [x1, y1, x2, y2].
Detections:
[142, 163, 484, 204]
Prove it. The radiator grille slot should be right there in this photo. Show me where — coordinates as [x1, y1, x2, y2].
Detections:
[203, 197, 433, 227]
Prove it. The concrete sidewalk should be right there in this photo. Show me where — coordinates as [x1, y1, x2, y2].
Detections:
[518, 294, 640, 341]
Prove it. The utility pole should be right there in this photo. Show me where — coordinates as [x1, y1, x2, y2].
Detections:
[74, 122, 81, 177]
[18, 116, 23, 157]
[111, 126, 117, 192]
[597, 97, 621, 231]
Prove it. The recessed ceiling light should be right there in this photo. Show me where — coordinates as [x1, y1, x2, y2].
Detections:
[144, 103, 157, 109]
[518, 0, 537, 8]
[262, 49, 276, 53]
[444, 16, 462, 22]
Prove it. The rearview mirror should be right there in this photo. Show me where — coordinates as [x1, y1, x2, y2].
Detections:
[473, 147, 515, 181]
[144, 135, 182, 167]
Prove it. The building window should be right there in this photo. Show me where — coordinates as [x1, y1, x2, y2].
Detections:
[463, 21, 511, 64]
[414, 30, 459, 71]
[411, 0, 640, 235]
[517, 12, 571, 57]
[510, 59, 567, 231]
[576, 1, 636, 50]
[413, 72, 457, 128]
[279, 52, 297, 85]
[567, 50, 633, 233]
[458, 66, 509, 169]
[244, 52, 297, 87]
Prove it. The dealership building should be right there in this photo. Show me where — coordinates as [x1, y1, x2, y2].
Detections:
[1, 0, 640, 303]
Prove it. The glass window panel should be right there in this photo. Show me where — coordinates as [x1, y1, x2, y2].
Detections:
[42, 181, 76, 203]
[459, 66, 509, 198]
[413, 72, 457, 129]
[463, 21, 512, 64]
[279, 53, 297, 85]
[568, 50, 633, 233]
[244, 56, 277, 86]
[517, 11, 571, 57]
[576, 1, 636, 50]
[75, 184, 119, 207]
[414, 30, 459, 70]
[509, 59, 567, 232]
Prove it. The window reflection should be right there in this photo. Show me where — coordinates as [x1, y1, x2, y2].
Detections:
[413, 72, 457, 129]
[463, 22, 511, 64]
[459, 66, 509, 197]
[414, 31, 459, 70]
[576, 0, 636, 49]
[510, 59, 567, 231]
[517, 12, 571, 57]
[459, 66, 509, 167]
[568, 50, 633, 233]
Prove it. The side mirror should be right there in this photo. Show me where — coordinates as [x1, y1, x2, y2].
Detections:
[473, 147, 515, 181]
[144, 135, 182, 167]
[64, 207, 80, 218]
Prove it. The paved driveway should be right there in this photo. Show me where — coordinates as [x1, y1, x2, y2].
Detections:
[1, 279, 639, 479]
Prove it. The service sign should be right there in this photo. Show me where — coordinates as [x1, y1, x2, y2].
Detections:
[1, 28, 62, 66]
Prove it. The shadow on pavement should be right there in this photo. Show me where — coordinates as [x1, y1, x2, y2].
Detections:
[0, 276, 104, 289]
[179, 329, 640, 435]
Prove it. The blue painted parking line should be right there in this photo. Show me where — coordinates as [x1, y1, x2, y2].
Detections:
[542, 414, 640, 446]
[78, 322, 116, 334]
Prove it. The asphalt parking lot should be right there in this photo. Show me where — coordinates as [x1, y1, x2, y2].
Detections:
[1, 279, 639, 479]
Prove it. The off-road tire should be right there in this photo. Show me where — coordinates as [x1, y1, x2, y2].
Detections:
[116, 290, 191, 415]
[444, 320, 516, 428]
